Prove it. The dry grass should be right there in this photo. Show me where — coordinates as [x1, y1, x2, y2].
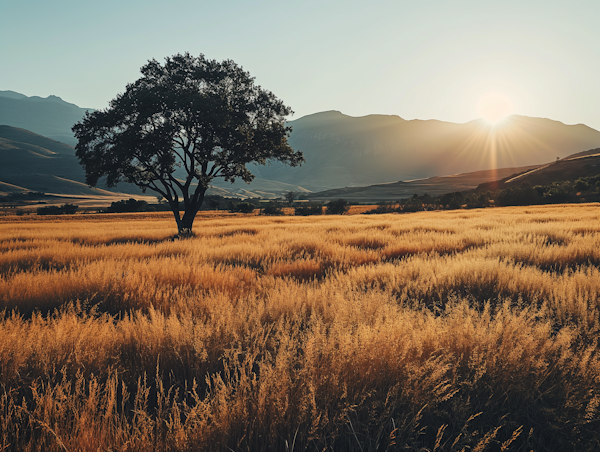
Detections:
[1, 204, 599, 451]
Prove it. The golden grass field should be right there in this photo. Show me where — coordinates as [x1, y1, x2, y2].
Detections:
[1, 204, 600, 451]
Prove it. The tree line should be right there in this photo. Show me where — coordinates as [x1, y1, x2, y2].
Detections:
[365, 174, 600, 214]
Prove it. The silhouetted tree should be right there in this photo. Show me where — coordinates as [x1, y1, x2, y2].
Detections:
[73, 53, 303, 236]
[284, 191, 296, 205]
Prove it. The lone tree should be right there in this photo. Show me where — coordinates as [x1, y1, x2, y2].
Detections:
[73, 53, 303, 235]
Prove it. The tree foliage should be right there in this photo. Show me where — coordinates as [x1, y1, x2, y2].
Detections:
[73, 53, 303, 235]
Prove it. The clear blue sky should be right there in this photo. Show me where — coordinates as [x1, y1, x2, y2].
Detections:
[1, 0, 599, 129]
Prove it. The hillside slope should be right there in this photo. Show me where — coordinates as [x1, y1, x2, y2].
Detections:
[0, 91, 92, 146]
[477, 149, 600, 191]
[0, 126, 140, 197]
[305, 165, 542, 202]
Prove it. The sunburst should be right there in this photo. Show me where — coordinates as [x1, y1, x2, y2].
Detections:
[478, 92, 513, 124]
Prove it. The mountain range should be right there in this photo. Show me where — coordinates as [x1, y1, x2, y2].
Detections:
[0, 91, 92, 146]
[264, 111, 600, 190]
[2, 90, 600, 202]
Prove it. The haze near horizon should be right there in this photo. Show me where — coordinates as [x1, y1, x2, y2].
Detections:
[1, 1, 599, 130]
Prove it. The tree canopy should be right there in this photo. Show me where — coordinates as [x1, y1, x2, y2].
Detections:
[73, 53, 303, 235]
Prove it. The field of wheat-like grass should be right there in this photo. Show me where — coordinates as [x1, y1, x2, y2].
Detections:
[1, 204, 600, 451]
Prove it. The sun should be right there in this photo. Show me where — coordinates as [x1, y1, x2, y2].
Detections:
[478, 93, 513, 124]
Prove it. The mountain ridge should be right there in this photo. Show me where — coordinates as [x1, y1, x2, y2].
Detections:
[0, 91, 94, 145]
[2, 90, 600, 200]
[268, 111, 600, 190]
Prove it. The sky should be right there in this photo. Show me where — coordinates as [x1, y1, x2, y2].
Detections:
[1, 0, 599, 130]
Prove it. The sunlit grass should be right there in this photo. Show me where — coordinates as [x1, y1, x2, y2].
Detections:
[1, 204, 599, 451]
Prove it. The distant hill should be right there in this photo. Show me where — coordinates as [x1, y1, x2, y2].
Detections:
[0, 125, 142, 197]
[307, 147, 600, 202]
[251, 111, 600, 191]
[561, 148, 600, 160]
[477, 149, 600, 191]
[305, 165, 542, 202]
[0, 91, 93, 146]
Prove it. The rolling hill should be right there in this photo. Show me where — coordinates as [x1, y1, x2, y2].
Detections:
[304, 165, 543, 202]
[307, 149, 600, 202]
[477, 149, 600, 191]
[0, 126, 141, 198]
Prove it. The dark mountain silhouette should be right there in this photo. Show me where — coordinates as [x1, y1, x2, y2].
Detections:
[252, 111, 600, 191]
[0, 91, 93, 146]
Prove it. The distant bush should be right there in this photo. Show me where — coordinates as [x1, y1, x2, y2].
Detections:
[325, 198, 350, 215]
[261, 204, 284, 216]
[363, 202, 398, 215]
[227, 200, 258, 213]
[399, 195, 425, 213]
[238, 202, 257, 214]
[61, 204, 79, 215]
[106, 199, 149, 213]
[37, 203, 79, 215]
[440, 192, 464, 210]
[495, 186, 541, 206]
[37, 206, 62, 216]
[204, 196, 225, 211]
[294, 204, 323, 216]
[464, 192, 492, 209]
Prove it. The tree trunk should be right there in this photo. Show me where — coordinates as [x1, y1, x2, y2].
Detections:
[172, 189, 206, 237]
[171, 208, 196, 237]
[178, 210, 196, 236]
